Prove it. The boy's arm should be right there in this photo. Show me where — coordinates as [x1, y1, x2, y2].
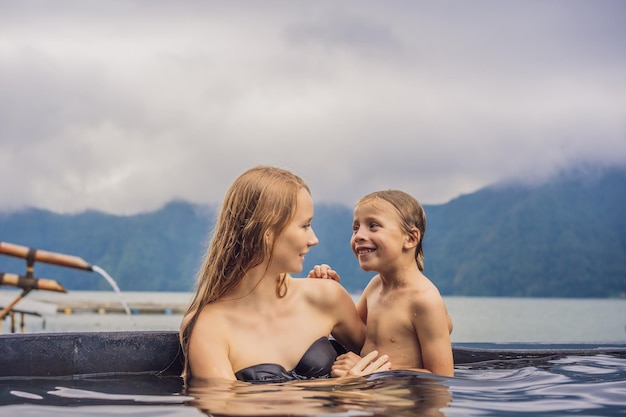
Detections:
[308, 264, 341, 282]
[412, 296, 454, 377]
[331, 351, 391, 378]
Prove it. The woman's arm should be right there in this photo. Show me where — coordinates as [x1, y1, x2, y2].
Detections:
[186, 312, 238, 380]
[306, 266, 362, 350]
[325, 280, 365, 353]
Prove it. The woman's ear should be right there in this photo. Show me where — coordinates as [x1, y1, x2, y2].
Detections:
[403, 228, 420, 250]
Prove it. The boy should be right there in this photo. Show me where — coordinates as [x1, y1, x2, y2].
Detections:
[310, 190, 454, 377]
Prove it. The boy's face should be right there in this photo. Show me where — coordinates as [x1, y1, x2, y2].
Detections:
[350, 199, 409, 273]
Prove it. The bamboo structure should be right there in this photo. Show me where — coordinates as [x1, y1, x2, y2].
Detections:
[0, 242, 92, 332]
[0, 241, 93, 272]
[0, 272, 67, 293]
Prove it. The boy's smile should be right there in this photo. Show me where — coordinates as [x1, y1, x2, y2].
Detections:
[355, 246, 376, 255]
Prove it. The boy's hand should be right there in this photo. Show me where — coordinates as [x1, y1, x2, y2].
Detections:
[331, 350, 391, 378]
[307, 264, 341, 283]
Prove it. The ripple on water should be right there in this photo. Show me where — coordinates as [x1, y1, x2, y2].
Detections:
[0, 353, 625, 417]
[450, 353, 626, 416]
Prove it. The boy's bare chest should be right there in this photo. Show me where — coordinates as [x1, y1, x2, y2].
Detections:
[366, 294, 416, 341]
[364, 294, 423, 367]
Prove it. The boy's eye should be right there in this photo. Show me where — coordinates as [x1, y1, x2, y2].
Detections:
[352, 224, 359, 232]
[369, 222, 380, 229]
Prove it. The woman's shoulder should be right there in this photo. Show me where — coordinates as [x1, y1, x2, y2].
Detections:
[293, 275, 339, 290]
[292, 276, 347, 303]
[188, 302, 231, 328]
[184, 304, 235, 346]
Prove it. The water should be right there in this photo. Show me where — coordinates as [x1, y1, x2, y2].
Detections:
[6, 292, 625, 343]
[1, 353, 625, 416]
[90, 266, 132, 316]
[91, 265, 137, 330]
[1, 293, 625, 416]
[449, 353, 626, 416]
[446, 296, 626, 343]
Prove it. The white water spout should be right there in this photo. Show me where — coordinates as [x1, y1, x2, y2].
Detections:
[92, 265, 137, 329]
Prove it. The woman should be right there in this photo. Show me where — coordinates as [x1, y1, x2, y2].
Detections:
[180, 166, 389, 382]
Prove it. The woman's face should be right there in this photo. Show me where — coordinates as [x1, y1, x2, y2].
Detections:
[270, 188, 319, 274]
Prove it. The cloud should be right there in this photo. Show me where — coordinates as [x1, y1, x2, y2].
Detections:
[0, 0, 624, 214]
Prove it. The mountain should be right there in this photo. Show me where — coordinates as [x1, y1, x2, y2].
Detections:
[1, 166, 624, 297]
[0, 202, 213, 292]
[425, 167, 626, 297]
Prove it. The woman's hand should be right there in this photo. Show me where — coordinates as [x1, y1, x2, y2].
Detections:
[307, 264, 341, 283]
[332, 350, 391, 378]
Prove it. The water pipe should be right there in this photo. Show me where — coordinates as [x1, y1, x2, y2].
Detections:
[0, 241, 93, 272]
[0, 272, 67, 293]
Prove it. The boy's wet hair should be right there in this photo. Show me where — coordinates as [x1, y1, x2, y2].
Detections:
[356, 190, 426, 271]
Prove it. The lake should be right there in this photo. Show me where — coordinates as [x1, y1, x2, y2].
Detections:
[4, 291, 624, 343]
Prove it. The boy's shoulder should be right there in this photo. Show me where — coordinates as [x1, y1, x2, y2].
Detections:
[387, 274, 444, 307]
[406, 272, 441, 294]
[360, 274, 382, 296]
[405, 280, 447, 313]
[363, 273, 382, 288]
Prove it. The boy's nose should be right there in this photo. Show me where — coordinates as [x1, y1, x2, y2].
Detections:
[352, 231, 366, 243]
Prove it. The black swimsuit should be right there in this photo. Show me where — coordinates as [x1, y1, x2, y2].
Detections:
[235, 337, 341, 383]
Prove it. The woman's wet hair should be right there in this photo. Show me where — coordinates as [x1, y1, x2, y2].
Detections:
[180, 165, 310, 379]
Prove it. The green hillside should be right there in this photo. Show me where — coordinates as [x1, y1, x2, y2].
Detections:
[1, 166, 624, 297]
[425, 167, 626, 297]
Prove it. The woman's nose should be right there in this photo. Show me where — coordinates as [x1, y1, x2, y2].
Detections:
[309, 229, 319, 246]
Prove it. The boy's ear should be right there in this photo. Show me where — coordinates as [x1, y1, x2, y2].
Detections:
[403, 228, 420, 250]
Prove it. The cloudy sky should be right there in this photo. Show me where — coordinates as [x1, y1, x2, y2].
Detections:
[1, 1, 624, 215]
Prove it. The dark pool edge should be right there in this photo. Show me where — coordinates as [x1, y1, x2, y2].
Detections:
[1, 331, 624, 378]
[452, 341, 626, 365]
[0, 331, 183, 378]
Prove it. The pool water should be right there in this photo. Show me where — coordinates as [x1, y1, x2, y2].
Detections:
[1, 352, 625, 416]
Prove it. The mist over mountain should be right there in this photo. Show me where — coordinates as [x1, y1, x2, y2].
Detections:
[1, 166, 624, 298]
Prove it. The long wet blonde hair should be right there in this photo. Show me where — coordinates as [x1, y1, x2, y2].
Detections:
[356, 190, 427, 271]
[179, 166, 310, 378]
